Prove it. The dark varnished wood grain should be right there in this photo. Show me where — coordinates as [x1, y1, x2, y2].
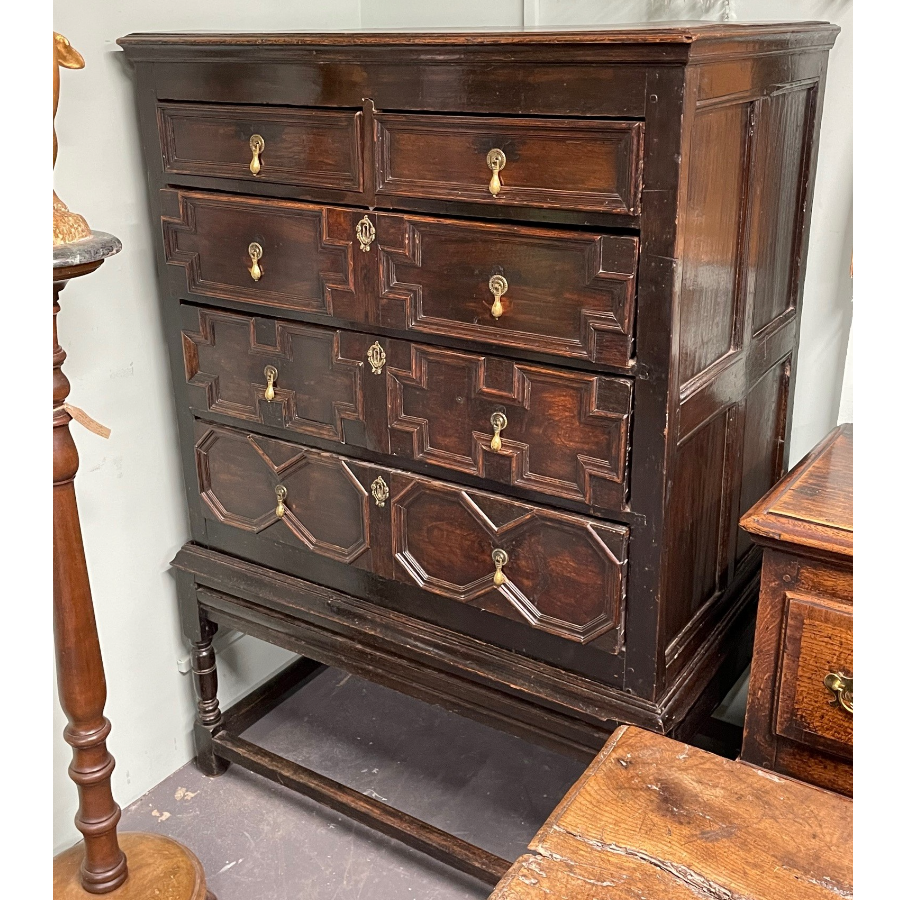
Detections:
[180, 306, 633, 511]
[677, 102, 750, 385]
[181, 306, 368, 446]
[158, 102, 364, 192]
[391, 471, 627, 645]
[164, 192, 640, 367]
[741, 426, 852, 796]
[195, 422, 373, 566]
[118, 23, 839, 51]
[385, 340, 633, 510]
[375, 113, 643, 214]
[375, 212, 639, 366]
[747, 87, 816, 338]
[490, 725, 852, 900]
[192, 419, 628, 647]
[173, 544, 757, 754]
[160, 190, 364, 321]
[120, 26, 837, 767]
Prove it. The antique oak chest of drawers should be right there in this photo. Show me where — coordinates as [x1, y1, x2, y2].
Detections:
[120, 24, 838, 767]
[741, 424, 853, 796]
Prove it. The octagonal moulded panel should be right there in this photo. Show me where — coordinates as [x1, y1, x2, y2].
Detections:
[392, 477, 627, 644]
[196, 425, 285, 532]
[195, 423, 370, 565]
[275, 451, 371, 564]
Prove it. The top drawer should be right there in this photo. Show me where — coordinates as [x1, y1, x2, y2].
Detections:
[375, 113, 643, 215]
[158, 102, 365, 193]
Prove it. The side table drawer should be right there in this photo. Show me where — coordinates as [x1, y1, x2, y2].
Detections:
[775, 594, 853, 759]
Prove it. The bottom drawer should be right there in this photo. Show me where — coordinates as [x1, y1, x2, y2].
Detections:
[193, 419, 629, 650]
[775, 594, 853, 759]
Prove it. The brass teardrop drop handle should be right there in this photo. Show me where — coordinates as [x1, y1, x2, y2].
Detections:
[490, 412, 507, 452]
[486, 148, 506, 197]
[264, 365, 278, 402]
[492, 548, 509, 587]
[489, 275, 508, 319]
[248, 242, 263, 282]
[823, 671, 853, 715]
[274, 484, 287, 519]
[249, 134, 265, 175]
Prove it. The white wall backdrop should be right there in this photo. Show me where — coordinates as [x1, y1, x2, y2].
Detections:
[53, 0, 852, 852]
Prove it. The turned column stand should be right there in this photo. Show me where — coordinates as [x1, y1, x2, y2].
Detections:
[53, 234, 213, 900]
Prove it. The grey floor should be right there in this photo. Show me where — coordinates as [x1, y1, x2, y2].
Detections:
[121, 664, 749, 900]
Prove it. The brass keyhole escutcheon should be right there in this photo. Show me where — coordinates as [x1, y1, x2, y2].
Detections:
[248, 242, 263, 282]
[367, 341, 386, 375]
[486, 148, 506, 197]
[824, 671, 853, 715]
[370, 476, 389, 509]
[249, 134, 265, 175]
[274, 484, 288, 519]
[490, 412, 508, 452]
[488, 275, 508, 319]
[356, 215, 376, 252]
[264, 365, 278, 402]
[492, 548, 509, 587]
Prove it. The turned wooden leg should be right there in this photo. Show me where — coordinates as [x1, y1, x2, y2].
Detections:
[53, 280, 128, 893]
[191, 618, 229, 776]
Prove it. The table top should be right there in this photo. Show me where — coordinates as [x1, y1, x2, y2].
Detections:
[740, 424, 852, 562]
[490, 725, 852, 900]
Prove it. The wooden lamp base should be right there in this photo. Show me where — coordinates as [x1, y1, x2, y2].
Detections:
[54, 833, 214, 900]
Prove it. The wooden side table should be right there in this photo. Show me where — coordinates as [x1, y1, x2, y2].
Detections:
[490, 725, 851, 900]
[53, 234, 212, 899]
[740, 424, 852, 795]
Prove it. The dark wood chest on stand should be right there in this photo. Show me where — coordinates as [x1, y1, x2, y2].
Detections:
[119, 20, 837, 790]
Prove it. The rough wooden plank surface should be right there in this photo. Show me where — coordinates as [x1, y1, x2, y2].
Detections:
[491, 725, 852, 900]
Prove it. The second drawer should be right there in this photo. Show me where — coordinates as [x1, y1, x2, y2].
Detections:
[181, 305, 633, 511]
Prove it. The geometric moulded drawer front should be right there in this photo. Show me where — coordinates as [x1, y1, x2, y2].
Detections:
[163, 188, 639, 368]
[386, 341, 633, 510]
[193, 420, 628, 647]
[182, 306, 367, 445]
[161, 189, 366, 322]
[375, 113, 643, 215]
[195, 422, 371, 566]
[158, 102, 364, 192]
[181, 306, 634, 511]
[375, 212, 640, 367]
[391, 473, 628, 645]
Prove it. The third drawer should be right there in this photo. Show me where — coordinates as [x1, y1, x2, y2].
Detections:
[180, 304, 633, 512]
